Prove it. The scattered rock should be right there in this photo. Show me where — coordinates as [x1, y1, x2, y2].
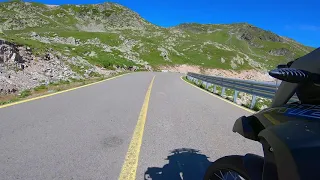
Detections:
[30, 32, 38, 37]
[128, 65, 139, 71]
[30, 33, 81, 46]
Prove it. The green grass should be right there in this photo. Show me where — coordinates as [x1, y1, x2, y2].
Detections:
[34, 84, 48, 91]
[225, 88, 235, 98]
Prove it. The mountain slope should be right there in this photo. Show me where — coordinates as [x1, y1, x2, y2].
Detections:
[0, 1, 314, 87]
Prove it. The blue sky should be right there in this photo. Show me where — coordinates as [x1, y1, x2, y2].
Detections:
[4, 0, 320, 47]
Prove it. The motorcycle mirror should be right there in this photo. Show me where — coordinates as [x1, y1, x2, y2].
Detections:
[269, 68, 320, 84]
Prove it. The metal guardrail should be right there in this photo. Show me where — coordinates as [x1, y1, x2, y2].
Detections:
[187, 72, 299, 109]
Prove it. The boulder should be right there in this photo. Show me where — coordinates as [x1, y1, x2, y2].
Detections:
[44, 53, 54, 61]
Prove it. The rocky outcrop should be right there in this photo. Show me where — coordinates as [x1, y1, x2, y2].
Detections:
[157, 47, 171, 61]
[239, 31, 254, 41]
[268, 48, 292, 56]
[0, 39, 114, 94]
[235, 24, 284, 48]
[0, 39, 78, 94]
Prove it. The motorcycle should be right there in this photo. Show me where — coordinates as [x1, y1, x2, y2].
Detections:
[204, 48, 320, 180]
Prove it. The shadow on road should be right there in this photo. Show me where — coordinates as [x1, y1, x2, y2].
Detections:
[144, 148, 212, 180]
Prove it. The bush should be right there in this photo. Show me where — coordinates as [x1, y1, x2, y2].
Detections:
[19, 90, 31, 98]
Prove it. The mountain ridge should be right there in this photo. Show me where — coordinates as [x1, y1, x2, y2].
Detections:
[0, 1, 315, 93]
[0, 1, 312, 47]
[15, 2, 313, 48]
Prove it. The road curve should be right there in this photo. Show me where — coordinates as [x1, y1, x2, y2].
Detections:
[0, 72, 262, 180]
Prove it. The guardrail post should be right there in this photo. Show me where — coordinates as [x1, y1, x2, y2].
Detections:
[206, 82, 210, 90]
[233, 90, 238, 103]
[250, 95, 257, 109]
[214, 85, 217, 93]
[221, 87, 226, 97]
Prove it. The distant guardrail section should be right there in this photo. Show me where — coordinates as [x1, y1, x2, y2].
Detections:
[186, 72, 299, 109]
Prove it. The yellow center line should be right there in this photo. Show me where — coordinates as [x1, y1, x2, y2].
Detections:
[0, 73, 129, 109]
[118, 76, 155, 180]
[180, 76, 255, 113]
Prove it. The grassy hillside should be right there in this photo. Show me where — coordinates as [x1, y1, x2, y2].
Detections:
[0, 1, 314, 71]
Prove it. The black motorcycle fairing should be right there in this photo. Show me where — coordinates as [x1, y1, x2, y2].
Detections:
[233, 116, 264, 141]
[258, 121, 320, 180]
[242, 154, 264, 180]
[234, 103, 320, 179]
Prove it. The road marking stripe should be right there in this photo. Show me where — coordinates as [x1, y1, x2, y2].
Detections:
[0, 73, 129, 109]
[118, 76, 155, 180]
[181, 76, 255, 113]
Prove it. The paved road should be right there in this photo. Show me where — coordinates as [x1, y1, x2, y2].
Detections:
[0, 72, 262, 180]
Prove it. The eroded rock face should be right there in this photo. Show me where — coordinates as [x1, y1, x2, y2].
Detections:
[0, 40, 79, 94]
[0, 39, 115, 94]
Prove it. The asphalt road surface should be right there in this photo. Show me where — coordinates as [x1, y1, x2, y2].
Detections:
[0, 72, 262, 180]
